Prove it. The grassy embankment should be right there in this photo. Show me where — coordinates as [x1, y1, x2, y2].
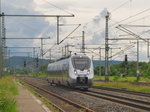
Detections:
[94, 76, 150, 93]
[0, 76, 18, 112]
[94, 76, 150, 82]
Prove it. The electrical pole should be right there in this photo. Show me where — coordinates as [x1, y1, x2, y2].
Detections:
[33, 47, 36, 58]
[49, 49, 51, 62]
[2, 12, 6, 72]
[82, 31, 85, 54]
[99, 47, 101, 79]
[147, 39, 150, 62]
[67, 44, 74, 56]
[65, 45, 67, 57]
[41, 38, 43, 66]
[105, 11, 110, 81]
[57, 17, 59, 44]
[137, 39, 140, 81]
[62, 47, 64, 57]
[125, 54, 128, 76]
[0, 0, 3, 77]
[67, 44, 70, 56]
[33, 47, 36, 69]
[110, 48, 113, 61]
[92, 55, 94, 61]
[8, 49, 10, 69]
[66, 44, 69, 56]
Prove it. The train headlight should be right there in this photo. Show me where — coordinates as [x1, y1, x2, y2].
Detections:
[87, 70, 90, 74]
[74, 70, 77, 74]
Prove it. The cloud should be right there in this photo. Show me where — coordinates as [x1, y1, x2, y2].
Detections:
[3, 0, 56, 44]
[3, 0, 36, 14]
[90, 31, 105, 44]
[92, 8, 109, 25]
[3, 0, 58, 58]
[82, 9, 108, 45]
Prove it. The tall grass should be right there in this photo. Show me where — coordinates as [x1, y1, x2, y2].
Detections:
[0, 76, 18, 112]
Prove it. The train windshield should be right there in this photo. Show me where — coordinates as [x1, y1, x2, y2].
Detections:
[72, 57, 91, 70]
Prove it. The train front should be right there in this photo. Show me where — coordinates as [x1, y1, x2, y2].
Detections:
[69, 55, 94, 89]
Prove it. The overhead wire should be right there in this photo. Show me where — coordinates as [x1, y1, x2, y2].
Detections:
[110, 7, 150, 27]
[127, 14, 150, 24]
[34, 0, 78, 59]
[33, 0, 74, 57]
[83, 1, 150, 62]
[33, 0, 76, 58]
[64, 0, 132, 45]
[39, 1, 150, 62]
[110, 0, 131, 14]
[43, 0, 74, 15]
[83, 0, 132, 35]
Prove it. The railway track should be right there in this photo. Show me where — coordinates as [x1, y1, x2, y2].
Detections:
[17, 76, 150, 112]
[92, 86, 150, 97]
[18, 78, 97, 112]
[22, 76, 150, 97]
[77, 89, 150, 112]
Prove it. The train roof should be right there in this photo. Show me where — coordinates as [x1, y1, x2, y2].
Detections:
[56, 56, 70, 61]
[49, 54, 90, 64]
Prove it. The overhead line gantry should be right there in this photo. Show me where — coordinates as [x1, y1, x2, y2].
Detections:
[0, 13, 74, 45]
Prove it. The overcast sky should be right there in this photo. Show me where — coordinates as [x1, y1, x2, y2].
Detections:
[2, 0, 150, 61]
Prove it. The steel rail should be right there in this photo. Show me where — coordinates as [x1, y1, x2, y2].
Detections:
[19, 80, 66, 112]
[18, 77, 150, 111]
[77, 90, 150, 112]
[19, 78, 96, 112]
[88, 90, 150, 105]
[92, 86, 150, 97]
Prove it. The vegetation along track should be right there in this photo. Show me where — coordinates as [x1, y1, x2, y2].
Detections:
[18, 77, 96, 112]
[77, 88, 150, 112]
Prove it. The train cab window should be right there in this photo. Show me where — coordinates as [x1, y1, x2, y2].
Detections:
[72, 57, 91, 70]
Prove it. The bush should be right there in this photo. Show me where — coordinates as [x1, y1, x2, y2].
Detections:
[94, 62, 150, 78]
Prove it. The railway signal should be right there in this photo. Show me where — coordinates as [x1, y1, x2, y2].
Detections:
[36, 57, 39, 68]
[24, 61, 27, 67]
[124, 55, 128, 76]
[125, 54, 128, 63]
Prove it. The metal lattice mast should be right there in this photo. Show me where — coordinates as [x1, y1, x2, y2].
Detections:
[137, 39, 140, 80]
[0, 0, 3, 77]
[105, 11, 110, 81]
[82, 31, 85, 54]
[49, 49, 51, 62]
[2, 12, 5, 70]
[41, 38, 43, 66]
[57, 17, 59, 44]
[99, 47, 101, 78]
